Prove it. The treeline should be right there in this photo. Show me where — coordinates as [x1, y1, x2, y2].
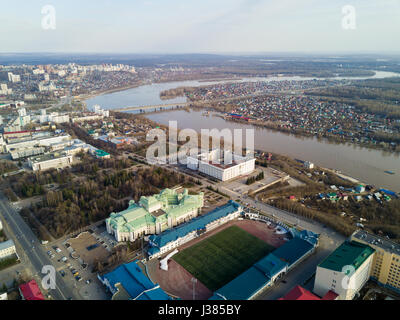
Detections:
[246, 172, 264, 185]
[307, 86, 400, 104]
[28, 164, 195, 238]
[62, 123, 117, 155]
[160, 87, 196, 100]
[273, 198, 357, 236]
[0, 161, 18, 175]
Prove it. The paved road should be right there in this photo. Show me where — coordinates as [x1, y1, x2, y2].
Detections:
[0, 192, 76, 300]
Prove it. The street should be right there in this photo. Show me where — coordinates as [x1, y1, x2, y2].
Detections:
[0, 192, 77, 300]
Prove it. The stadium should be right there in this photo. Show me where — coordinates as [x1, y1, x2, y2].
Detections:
[145, 201, 319, 300]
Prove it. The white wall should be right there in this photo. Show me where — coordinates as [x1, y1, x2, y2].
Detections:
[313, 254, 373, 300]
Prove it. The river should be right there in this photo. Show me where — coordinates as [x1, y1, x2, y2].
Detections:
[84, 70, 400, 110]
[84, 70, 400, 192]
[146, 110, 400, 192]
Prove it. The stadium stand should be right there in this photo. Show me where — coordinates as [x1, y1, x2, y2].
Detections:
[147, 201, 242, 258]
[209, 229, 319, 300]
[98, 261, 172, 300]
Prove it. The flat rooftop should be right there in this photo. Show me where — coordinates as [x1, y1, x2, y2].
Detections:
[352, 230, 400, 255]
[319, 241, 375, 272]
[30, 152, 70, 163]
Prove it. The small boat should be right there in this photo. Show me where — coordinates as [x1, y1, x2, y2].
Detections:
[384, 171, 395, 175]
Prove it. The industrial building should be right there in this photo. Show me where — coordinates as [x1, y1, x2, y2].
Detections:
[147, 201, 242, 259]
[106, 189, 204, 242]
[98, 261, 171, 300]
[313, 241, 375, 300]
[351, 230, 400, 293]
[4, 133, 72, 153]
[210, 228, 319, 300]
[187, 149, 255, 181]
[28, 151, 73, 171]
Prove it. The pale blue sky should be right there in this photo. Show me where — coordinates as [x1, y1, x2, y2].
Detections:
[0, 0, 399, 53]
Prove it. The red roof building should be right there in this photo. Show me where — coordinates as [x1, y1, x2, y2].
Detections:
[19, 280, 45, 300]
[279, 285, 338, 301]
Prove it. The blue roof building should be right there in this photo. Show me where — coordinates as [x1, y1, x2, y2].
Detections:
[148, 201, 242, 257]
[210, 253, 288, 300]
[210, 228, 319, 300]
[98, 261, 171, 300]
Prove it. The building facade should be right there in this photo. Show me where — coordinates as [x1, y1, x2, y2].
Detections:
[314, 241, 375, 300]
[28, 152, 73, 171]
[147, 201, 242, 259]
[351, 230, 400, 292]
[187, 149, 255, 181]
[106, 189, 204, 242]
[0, 240, 17, 260]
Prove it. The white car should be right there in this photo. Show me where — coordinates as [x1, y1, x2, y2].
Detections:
[55, 247, 62, 253]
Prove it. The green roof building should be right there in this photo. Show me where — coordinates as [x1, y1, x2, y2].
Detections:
[314, 241, 375, 300]
[106, 188, 204, 242]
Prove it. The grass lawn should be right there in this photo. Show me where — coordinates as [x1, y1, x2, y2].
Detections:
[173, 225, 275, 291]
[0, 255, 20, 271]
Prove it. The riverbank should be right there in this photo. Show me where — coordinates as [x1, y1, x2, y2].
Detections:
[146, 109, 400, 192]
[75, 82, 145, 102]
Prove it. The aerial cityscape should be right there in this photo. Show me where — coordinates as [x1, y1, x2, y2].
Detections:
[0, 0, 399, 313]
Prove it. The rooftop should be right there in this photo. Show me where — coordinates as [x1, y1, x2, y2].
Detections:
[319, 241, 375, 273]
[19, 280, 45, 301]
[148, 201, 241, 252]
[29, 151, 70, 163]
[108, 188, 204, 234]
[0, 239, 15, 251]
[100, 261, 171, 300]
[352, 230, 400, 255]
[279, 285, 338, 300]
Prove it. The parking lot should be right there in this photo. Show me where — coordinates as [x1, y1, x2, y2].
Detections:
[219, 167, 286, 195]
[42, 223, 117, 300]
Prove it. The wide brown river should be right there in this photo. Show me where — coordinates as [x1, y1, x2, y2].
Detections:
[146, 110, 400, 192]
[85, 71, 400, 192]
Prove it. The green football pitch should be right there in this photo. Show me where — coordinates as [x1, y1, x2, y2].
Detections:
[173, 225, 275, 291]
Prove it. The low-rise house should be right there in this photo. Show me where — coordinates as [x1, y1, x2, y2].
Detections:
[0, 240, 16, 260]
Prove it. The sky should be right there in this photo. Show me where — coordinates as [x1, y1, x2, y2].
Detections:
[0, 0, 399, 53]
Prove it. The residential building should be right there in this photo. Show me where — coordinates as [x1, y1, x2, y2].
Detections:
[187, 149, 255, 181]
[313, 241, 375, 300]
[106, 188, 204, 242]
[0, 240, 16, 260]
[351, 230, 400, 292]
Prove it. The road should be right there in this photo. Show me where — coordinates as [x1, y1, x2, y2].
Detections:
[0, 192, 77, 300]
